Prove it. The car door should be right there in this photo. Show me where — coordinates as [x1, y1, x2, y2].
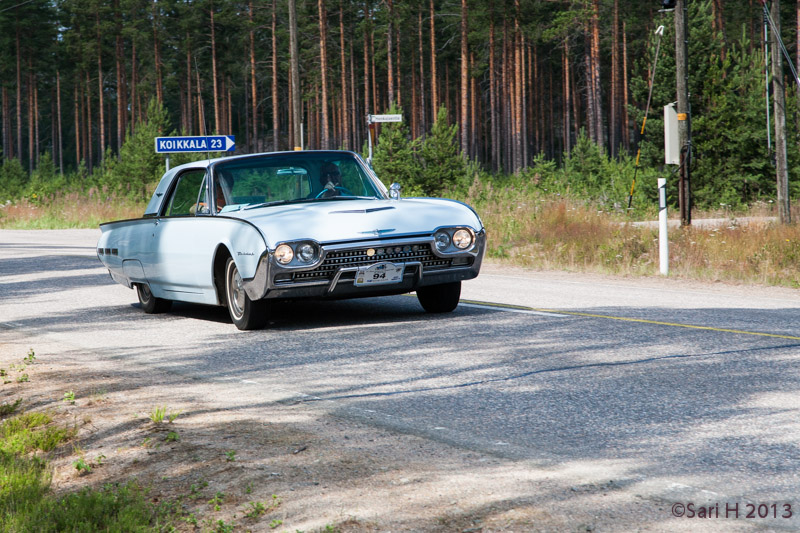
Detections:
[147, 169, 213, 302]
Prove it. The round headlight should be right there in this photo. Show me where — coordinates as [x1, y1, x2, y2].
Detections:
[296, 242, 317, 263]
[452, 229, 474, 249]
[275, 244, 294, 264]
[434, 231, 451, 251]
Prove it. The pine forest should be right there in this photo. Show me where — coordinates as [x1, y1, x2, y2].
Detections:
[1, 0, 800, 211]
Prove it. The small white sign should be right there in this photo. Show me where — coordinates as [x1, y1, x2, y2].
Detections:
[369, 114, 403, 123]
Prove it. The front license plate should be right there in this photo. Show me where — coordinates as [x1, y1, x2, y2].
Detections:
[354, 262, 405, 286]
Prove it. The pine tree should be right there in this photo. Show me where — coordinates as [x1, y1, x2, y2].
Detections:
[104, 99, 171, 199]
[415, 106, 466, 196]
[372, 104, 419, 191]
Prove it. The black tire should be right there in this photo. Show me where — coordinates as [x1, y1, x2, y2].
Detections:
[224, 257, 268, 330]
[416, 281, 462, 313]
[136, 283, 172, 314]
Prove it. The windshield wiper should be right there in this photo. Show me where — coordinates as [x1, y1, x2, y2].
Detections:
[242, 198, 318, 210]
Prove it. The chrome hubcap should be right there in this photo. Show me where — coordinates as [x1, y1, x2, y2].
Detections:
[228, 264, 245, 319]
[139, 284, 152, 303]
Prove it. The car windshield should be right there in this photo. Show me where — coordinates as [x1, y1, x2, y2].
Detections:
[211, 152, 385, 212]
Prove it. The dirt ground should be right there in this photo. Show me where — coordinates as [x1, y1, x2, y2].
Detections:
[0, 328, 760, 533]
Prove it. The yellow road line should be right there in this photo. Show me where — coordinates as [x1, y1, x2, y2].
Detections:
[460, 299, 800, 341]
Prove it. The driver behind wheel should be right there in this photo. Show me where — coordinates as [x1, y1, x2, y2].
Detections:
[318, 161, 342, 196]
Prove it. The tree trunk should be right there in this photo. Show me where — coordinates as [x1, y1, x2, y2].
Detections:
[387, 0, 394, 106]
[249, 1, 258, 151]
[57, 71, 63, 174]
[513, 2, 522, 172]
[196, 69, 205, 135]
[349, 40, 357, 148]
[591, 0, 603, 150]
[430, 0, 437, 118]
[318, 0, 329, 148]
[412, 46, 418, 137]
[29, 65, 35, 171]
[363, 10, 370, 117]
[288, 0, 301, 149]
[85, 71, 93, 173]
[460, 0, 468, 158]
[96, 14, 105, 160]
[2, 86, 10, 160]
[115, 0, 126, 151]
[186, 35, 193, 135]
[272, 0, 279, 151]
[131, 39, 137, 132]
[396, 26, 402, 107]
[712, 0, 726, 61]
[563, 40, 571, 154]
[610, 0, 619, 156]
[339, 1, 349, 149]
[623, 20, 629, 151]
[471, 51, 477, 159]
[211, 6, 220, 133]
[489, 15, 497, 171]
[74, 82, 80, 167]
[227, 82, 233, 134]
[371, 25, 378, 112]
[503, 20, 511, 172]
[16, 29, 22, 166]
[418, 8, 426, 136]
[152, 0, 163, 104]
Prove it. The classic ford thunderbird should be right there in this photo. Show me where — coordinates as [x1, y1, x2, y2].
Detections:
[97, 150, 485, 329]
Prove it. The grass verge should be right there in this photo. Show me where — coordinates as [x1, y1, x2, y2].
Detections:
[0, 190, 145, 229]
[462, 181, 800, 287]
[0, 398, 176, 532]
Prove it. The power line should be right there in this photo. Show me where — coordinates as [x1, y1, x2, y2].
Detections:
[0, 0, 38, 14]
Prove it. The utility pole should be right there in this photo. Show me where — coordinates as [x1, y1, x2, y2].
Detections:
[288, 0, 302, 151]
[675, 0, 692, 225]
[769, 0, 791, 223]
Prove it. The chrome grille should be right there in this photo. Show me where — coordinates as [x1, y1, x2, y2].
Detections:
[287, 242, 451, 283]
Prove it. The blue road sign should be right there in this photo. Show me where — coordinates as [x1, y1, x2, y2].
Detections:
[155, 135, 235, 153]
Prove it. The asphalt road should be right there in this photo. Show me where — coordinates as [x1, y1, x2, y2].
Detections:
[2, 229, 800, 530]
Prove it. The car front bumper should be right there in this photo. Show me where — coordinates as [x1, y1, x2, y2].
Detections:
[242, 230, 485, 301]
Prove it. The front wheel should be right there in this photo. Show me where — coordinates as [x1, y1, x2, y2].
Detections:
[416, 281, 461, 313]
[136, 283, 172, 314]
[225, 257, 268, 330]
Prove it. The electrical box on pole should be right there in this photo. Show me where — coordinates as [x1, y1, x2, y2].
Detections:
[664, 103, 680, 165]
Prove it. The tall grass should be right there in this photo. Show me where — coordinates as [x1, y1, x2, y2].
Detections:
[0, 407, 175, 532]
[0, 189, 145, 229]
[462, 179, 800, 287]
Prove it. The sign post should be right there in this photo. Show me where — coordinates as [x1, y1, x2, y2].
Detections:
[366, 114, 402, 165]
[155, 135, 236, 171]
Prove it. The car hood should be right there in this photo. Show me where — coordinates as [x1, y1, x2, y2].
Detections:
[223, 198, 482, 246]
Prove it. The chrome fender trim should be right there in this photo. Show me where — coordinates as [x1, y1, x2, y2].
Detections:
[242, 253, 270, 300]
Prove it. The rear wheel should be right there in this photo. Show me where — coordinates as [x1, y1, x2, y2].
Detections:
[225, 257, 268, 330]
[416, 281, 462, 313]
[136, 283, 172, 314]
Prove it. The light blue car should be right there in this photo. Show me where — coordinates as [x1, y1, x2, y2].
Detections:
[97, 150, 485, 330]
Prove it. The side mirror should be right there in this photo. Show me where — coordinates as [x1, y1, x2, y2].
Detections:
[390, 183, 401, 200]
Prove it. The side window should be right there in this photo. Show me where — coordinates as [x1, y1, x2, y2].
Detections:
[164, 170, 207, 216]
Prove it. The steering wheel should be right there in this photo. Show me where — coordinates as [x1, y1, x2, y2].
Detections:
[315, 186, 352, 199]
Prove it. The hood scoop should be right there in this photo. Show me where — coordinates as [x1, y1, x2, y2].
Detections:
[329, 206, 396, 215]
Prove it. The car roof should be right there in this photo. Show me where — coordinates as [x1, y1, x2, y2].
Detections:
[169, 150, 362, 174]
